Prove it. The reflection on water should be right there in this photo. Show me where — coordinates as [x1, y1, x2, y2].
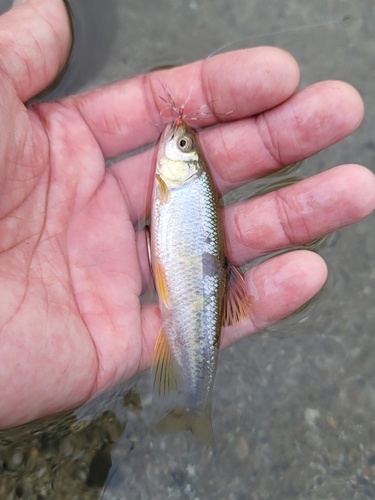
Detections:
[222, 166, 304, 207]
[43, 0, 119, 100]
[0, 0, 119, 101]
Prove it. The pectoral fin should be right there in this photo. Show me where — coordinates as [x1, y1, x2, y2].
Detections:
[155, 174, 170, 204]
[153, 328, 180, 397]
[222, 263, 253, 327]
[154, 261, 169, 306]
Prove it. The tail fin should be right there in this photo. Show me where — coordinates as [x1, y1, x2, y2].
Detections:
[157, 407, 214, 447]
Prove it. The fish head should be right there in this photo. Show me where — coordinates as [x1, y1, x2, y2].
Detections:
[156, 120, 202, 187]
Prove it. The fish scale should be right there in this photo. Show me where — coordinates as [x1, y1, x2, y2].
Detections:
[150, 118, 252, 444]
[152, 131, 225, 408]
[154, 170, 225, 404]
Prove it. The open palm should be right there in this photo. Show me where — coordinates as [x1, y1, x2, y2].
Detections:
[1, 0, 374, 429]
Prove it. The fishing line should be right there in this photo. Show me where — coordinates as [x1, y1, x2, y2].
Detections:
[206, 15, 351, 59]
[155, 15, 352, 127]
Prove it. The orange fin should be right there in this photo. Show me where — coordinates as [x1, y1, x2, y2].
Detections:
[155, 174, 170, 204]
[153, 328, 180, 397]
[222, 263, 253, 327]
[157, 406, 214, 447]
[154, 260, 169, 306]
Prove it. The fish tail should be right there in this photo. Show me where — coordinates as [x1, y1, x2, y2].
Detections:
[157, 407, 214, 447]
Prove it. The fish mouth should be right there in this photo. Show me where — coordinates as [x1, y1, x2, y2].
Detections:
[159, 121, 175, 142]
[156, 122, 175, 166]
[157, 120, 181, 158]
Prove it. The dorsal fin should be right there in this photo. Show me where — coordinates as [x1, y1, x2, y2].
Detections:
[222, 263, 253, 327]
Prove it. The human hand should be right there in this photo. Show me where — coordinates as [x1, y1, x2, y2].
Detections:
[0, 0, 374, 429]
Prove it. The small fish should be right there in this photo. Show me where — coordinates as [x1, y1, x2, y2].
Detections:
[150, 116, 252, 446]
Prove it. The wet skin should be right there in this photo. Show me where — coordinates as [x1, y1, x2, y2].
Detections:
[0, 0, 374, 428]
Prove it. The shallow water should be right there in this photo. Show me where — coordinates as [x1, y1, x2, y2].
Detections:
[1, 0, 375, 499]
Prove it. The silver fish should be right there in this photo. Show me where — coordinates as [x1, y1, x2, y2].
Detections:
[150, 118, 252, 445]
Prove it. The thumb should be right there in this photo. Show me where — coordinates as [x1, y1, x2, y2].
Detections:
[0, 0, 71, 102]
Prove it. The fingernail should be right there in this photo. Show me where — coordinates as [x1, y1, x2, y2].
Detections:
[12, 0, 28, 6]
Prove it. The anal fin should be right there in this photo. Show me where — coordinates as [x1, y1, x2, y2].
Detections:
[222, 263, 253, 327]
[152, 328, 180, 397]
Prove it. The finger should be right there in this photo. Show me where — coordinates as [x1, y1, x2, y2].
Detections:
[135, 165, 375, 293]
[137, 250, 327, 371]
[109, 80, 364, 224]
[221, 250, 328, 348]
[201, 80, 364, 190]
[0, 0, 71, 102]
[71, 47, 300, 158]
[224, 165, 375, 265]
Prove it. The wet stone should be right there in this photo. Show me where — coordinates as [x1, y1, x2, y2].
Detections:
[8, 451, 23, 470]
[123, 387, 143, 410]
[0, 409, 126, 499]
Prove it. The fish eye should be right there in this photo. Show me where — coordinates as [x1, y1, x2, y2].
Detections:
[177, 135, 193, 152]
